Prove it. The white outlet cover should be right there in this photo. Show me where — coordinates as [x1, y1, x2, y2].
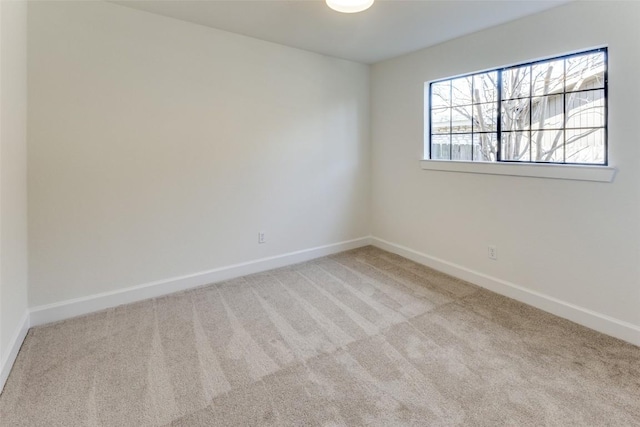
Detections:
[488, 246, 497, 260]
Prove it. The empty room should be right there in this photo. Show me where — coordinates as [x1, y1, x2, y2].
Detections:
[1, 0, 639, 425]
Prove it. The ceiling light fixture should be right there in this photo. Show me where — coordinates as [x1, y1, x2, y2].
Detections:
[326, 0, 374, 14]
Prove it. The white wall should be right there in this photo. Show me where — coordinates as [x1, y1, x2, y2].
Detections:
[25, 0, 639, 347]
[371, 1, 640, 340]
[0, 0, 29, 375]
[28, 1, 370, 307]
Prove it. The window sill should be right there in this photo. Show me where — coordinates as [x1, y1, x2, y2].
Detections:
[420, 160, 616, 182]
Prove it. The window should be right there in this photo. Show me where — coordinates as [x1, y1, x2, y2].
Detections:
[427, 48, 607, 165]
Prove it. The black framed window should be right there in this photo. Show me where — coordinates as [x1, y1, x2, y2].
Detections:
[428, 48, 607, 165]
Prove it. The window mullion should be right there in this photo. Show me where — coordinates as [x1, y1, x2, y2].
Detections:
[529, 66, 533, 162]
[563, 59, 567, 163]
[496, 70, 502, 162]
[471, 76, 474, 161]
[449, 82, 453, 160]
[429, 83, 433, 159]
[604, 49, 609, 166]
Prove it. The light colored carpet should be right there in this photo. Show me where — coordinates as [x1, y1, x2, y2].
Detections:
[1, 246, 639, 426]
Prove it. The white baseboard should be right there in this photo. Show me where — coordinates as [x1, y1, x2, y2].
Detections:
[371, 237, 640, 347]
[0, 311, 30, 393]
[29, 236, 372, 327]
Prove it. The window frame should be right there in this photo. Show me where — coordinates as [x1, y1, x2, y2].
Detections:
[427, 47, 609, 166]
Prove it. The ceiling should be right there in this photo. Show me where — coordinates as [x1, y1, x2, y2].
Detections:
[112, 0, 569, 64]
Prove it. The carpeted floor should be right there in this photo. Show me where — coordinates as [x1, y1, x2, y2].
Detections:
[1, 246, 639, 426]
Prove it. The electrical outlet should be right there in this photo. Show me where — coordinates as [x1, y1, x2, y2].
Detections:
[258, 231, 266, 244]
[488, 245, 497, 260]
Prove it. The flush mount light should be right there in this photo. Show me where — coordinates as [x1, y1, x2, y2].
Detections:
[326, 0, 374, 13]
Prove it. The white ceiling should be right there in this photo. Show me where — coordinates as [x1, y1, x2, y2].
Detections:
[112, 0, 569, 64]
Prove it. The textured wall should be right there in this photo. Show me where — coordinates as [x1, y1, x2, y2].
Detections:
[0, 0, 28, 368]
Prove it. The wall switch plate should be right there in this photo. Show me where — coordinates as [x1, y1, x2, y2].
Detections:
[258, 231, 266, 244]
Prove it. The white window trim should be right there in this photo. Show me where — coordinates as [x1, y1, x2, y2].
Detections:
[420, 159, 616, 182]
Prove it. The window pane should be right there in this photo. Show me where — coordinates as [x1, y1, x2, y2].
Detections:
[473, 102, 498, 132]
[532, 59, 564, 96]
[502, 99, 530, 131]
[566, 128, 605, 164]
[431, 134, 451, 160]
[531, 94, 564, 130]
[501, 131, 531, 161]
[566, 90, 605, 128]
[451, 105, 472, 133]
[431, 81, 451, 108]
[567, 52, 605, 91]
[531, 130, 564, 162]
[473, 133, 497, 162]
[452, 134, 473, 160]
[431, 107, 450, 134]
[502, 66, 530, 99]
[452, 76, 473, 106]
[473, 72, 497, 103]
